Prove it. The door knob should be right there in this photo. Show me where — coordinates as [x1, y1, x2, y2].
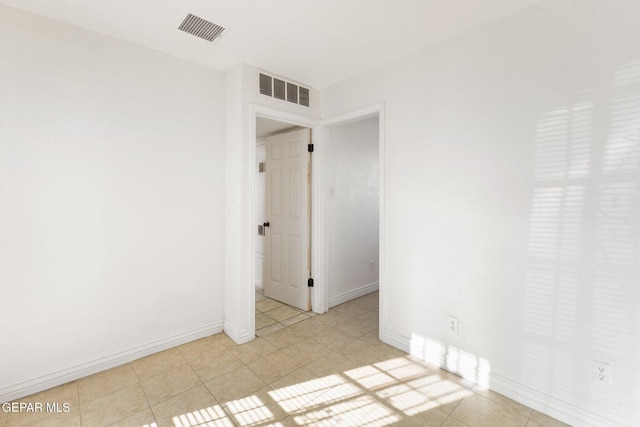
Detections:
[263, 222, 270, 227]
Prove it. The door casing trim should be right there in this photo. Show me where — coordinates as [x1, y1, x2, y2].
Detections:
[249, 106, 321, 342]
[247, 102, 385, 339]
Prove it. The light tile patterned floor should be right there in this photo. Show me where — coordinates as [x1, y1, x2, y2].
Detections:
[255, 288, 316, 337]
[2, 291, 570, 427]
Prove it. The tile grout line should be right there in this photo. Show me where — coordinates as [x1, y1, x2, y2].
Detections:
[130, 362, 159, 427]
[75, 380, 83, 427]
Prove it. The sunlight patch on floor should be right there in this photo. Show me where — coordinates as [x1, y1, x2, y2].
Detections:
[165, 353, 477, 426]
[225, 395, 275, 426]
[268, 374, 344, 412]
[302, 394, 400, 427]
[171, 405, 233, 427]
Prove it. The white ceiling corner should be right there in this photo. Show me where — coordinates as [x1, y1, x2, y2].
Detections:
[0, 0, 543, 89]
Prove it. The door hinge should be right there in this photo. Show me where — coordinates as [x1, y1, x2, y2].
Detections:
[308, 277, 314, 287]
[308, 143, 314, 153]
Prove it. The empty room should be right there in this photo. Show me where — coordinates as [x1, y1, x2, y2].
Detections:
[1, 1, 639, 426]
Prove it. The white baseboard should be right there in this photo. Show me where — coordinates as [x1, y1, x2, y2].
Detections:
[329, 281, 379, 308]
[489, 373, 626, 427]
[223, 319, 254, 345]
[379, 327, 410, 353]
[379, 328, 625, 427]
[0, 321, 224, 403]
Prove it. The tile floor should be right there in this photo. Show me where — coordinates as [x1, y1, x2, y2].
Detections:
[254, 288, 316, 337]
[2, 291, 570, 427]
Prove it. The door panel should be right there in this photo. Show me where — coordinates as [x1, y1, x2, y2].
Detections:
[264, 128, 311, 311]
[270, 233, 282, 283]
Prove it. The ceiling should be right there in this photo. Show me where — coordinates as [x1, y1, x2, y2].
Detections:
[256, 117, 300, 140]
[0, 0, 542, 89]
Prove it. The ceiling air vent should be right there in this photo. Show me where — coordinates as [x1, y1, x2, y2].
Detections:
[258, 72, 310, 108]
[178, 13, 226, 42]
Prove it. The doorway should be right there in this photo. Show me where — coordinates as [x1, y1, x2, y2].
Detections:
[255, 119, 312, 312]
[247, 103, 385, 343]
[325, 115, 380, 308]
[320, 105, 385, 340]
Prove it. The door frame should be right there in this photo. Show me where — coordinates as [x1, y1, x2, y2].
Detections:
[249, 105, 323, 321]
[320, 103, 386, 336]
[247, 103, 385, 337]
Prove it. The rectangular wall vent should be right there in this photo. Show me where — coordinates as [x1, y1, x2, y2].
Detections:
[258, 72, 310, 108]
[274, 79, 286, 100]
[286, 82, 298, 104]
[259, 74, 272, 96]
[299, 87, 310, 107]
[179, 14, 225, 42]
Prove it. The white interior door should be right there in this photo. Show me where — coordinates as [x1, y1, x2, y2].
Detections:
[264, 128, 311, 311]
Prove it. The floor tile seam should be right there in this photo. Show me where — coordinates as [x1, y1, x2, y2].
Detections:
[292, 378, 402, 423]
[185, 343, 243, 367]
[147, 383, 207, 416]
[134, 358, 197, 386]
[523, 405, 540, 425]
[415, 384, 468, 424]
[74, 381, 83, 427]
[188, 359, 241, 386]
[131, 354, 190, 382]
[231, 347, 280, 364]
[103, 409, 155, 427]
[222, 388, 288, 427]
[285, 382, 344, 420]
[132, 368, 156, 423]
[268, 314, 311, 325]
[377, 388, 457, 425]
[243, 362, 276, 386]
[148, 401, 172, 427]
[199, 381, 230, 412]
[261, 337, 308, 352]
[262, 312, 290, 322]
[80, 385, 148, 427]
[98, 385, 152, 426]
[256, 321, 288, 333]
[219, 404, 242, 427]
[442, 413, 471, 427]
[298, 328, 327, 339]
[469, 388, 534, 418]
[262, 308, 293, 322]
[265, 332, 306, 350]
[77, 372, 141, 408]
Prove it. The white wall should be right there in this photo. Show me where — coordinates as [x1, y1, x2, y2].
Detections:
[322, 1, 640, 426]
[0, 5, 226, 401]
[327, 117, 379, 306]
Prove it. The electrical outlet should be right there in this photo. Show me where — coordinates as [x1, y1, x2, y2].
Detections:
[591, 360, 612, 386]
[448, 316, 459, 335]
[369, 259, 375, 270]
